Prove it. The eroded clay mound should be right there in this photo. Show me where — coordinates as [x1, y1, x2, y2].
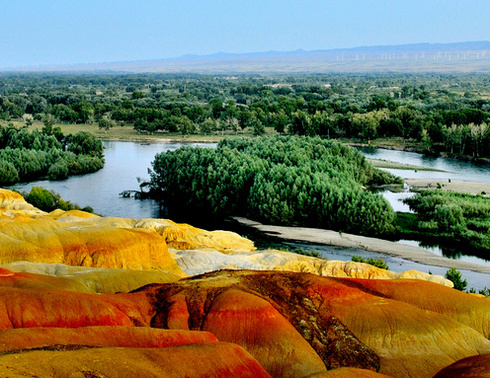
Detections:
[0, 267, 93, 293]
[2, 262, 184, 293]
[0, 326, 217, 352]
[0, 343, 271, 378]
[432, 353, 490, 377]
[0, 188, 253, 272]
[309, 367, 392, 377]
[139, 270, 490, 378]
[172, 249, 451, 286]
[0, 286, 152, 330]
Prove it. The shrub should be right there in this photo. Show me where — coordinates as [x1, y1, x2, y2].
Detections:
[150, 136, 398, 237]
[445, 267, 468, 291]
[47, 161, 69, 180]
[0, 160, 19, 185]
[22, 186, 93, 213]
[351, 255, 389, 270]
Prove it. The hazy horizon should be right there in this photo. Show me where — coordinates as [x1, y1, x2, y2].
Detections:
[2, 0, 490, 69]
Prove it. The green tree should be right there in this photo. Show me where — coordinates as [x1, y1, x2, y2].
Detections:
[98, 113, 116, 131]
[445, 268, 468, 291]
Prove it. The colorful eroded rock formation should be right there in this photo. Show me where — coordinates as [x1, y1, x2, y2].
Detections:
[0, 188, 488, 377]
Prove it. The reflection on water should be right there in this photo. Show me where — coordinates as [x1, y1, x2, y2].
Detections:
[397, 240, 490, 266]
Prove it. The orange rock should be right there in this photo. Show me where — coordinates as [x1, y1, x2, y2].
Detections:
[0, 326, 218, 352]
[0, 286, 140, 330]
[141, 271, 490, 378]
[0, 216, 184, 271]
[341, 278, 490, 339]
[134, 218, 255, 252]
[309, 367, 392, 377]
[304, 276, 490, 378]
[2, 262, 184, 294]
[0, 267, 92, 292]
[145, 271, 379, 376]
[0, 342, 271, 378]
[202, 289, 327, 377]
[433, 353, 490, 377]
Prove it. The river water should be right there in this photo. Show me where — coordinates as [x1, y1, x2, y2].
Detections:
[11, 141, 490, 290]
[358, 147, 490, 182]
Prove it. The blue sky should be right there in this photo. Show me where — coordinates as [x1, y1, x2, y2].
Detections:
[1, 0, 489, 68]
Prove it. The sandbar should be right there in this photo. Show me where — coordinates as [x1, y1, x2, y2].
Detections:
[231, 217, 490, 275]
[405, 179, 490, 197]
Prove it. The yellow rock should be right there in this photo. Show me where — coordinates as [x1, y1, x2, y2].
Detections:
[0, 189, 253, 273]
[134, 218, 255, 252]
[172, 249, 452, 286]
[0, 188, 45, 216]
[2, 262, 185, 294]
[0, 343, 272, 378]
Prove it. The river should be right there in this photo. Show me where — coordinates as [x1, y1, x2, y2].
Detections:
[11, 140, 490, 290]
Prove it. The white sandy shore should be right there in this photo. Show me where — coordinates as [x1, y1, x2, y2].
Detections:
[231, 217, 490, 275]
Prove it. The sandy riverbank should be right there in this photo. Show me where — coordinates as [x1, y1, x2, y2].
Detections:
[231, 217, 490, 275]
[405, 179, 490, 197]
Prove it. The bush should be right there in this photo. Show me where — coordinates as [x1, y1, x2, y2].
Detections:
[22, 186, 93, 213]
[445, 267, 468, 291]
[47, 161, 69, 180]
[0, 127, 104, 184]
[0, 160, 19, 185]
[150, 136, 397, 237]
[351, 255, 389, 270]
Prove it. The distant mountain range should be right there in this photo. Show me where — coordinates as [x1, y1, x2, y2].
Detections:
[9, 41, 490, 74]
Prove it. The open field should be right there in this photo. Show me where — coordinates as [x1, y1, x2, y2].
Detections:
[22, 121, 266, 143]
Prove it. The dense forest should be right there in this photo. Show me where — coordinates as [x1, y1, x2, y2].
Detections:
[1, 72, 489, 159]
[149, 136, 400, 236]
[0, 125, 104, 185]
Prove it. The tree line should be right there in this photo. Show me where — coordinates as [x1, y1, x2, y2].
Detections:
[0, 124, 104, 185]
[149, 136, 401, 237]
[1, 72, 489, 158]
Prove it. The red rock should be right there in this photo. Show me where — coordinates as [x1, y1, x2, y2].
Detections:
[0, 267, 92, 292]
[0, 326, 217, 352]
[340, 278, 490, 338]
[202, 289, 327, 377]
[433, 353, 490, 377]
[0, 287, 135, 330]
[142, 270, 490, 378]
[0, 342, 271, 377]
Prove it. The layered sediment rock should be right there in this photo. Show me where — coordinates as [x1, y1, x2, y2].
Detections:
[433, 353, 490, 377]
[0, 188, 488, 377]
[0, 343, 271, 378]
[141, 270, 490, 377]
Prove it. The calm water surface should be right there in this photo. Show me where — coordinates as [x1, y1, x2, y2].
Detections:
[13, 141, 215, 219]
[358, 147, 490, 182]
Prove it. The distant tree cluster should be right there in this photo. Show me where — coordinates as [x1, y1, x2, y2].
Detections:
[1, 72, 489, 158]
[0, 125, 104, 185]
[149, 136, 400, 236]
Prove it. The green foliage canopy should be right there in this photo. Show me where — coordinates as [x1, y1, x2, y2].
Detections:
[0, 125, 104, 184]
[150, 136, 398, 236]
